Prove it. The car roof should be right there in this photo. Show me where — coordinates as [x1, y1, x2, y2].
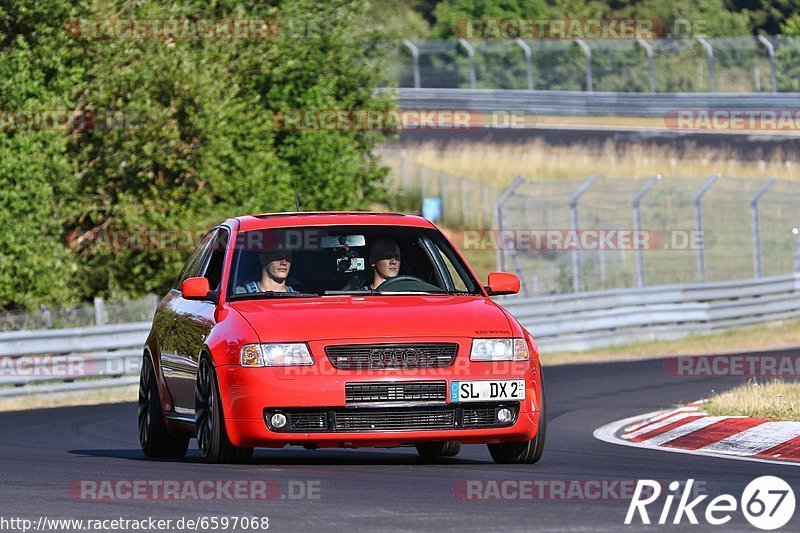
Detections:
[232, 211, 436, 232]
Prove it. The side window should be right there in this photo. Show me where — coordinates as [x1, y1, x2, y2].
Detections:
[199, 228, 230, 292]
[433, 244, 469, 292]
[173, 230, 217, 289]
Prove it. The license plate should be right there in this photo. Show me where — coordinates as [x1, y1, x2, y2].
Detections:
[450, 380, 525, 402]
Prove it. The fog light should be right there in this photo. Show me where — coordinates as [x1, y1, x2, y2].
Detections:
[271, 413, 287, 428]
[497, 408, 513, 423]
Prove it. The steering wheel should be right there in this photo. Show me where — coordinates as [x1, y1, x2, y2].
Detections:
[378, 275, 442, 293]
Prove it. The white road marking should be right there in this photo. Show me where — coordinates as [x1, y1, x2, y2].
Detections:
[594, 411, 800, 468]
[700, 422, 800, 456]
[623, 412, 698, 440]
[641, 416, 726, 446]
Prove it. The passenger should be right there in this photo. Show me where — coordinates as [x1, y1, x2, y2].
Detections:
[361, 238, 401, 290]
[235, 250, 297, 294]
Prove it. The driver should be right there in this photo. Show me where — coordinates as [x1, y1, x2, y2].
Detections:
[234, 249, 298, 294]
[360, 238, 401, 290]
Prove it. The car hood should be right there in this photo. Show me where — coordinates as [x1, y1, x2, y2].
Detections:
[230, 295, 514, 342]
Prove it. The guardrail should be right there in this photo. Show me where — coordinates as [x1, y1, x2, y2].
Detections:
[382, 88, 800, 118]
[501, 273, 800, 352]
[2, 273, 800, 398]
[0, 323, 149, 398]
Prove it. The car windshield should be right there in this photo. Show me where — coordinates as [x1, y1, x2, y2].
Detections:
[227, 225, 482, 299]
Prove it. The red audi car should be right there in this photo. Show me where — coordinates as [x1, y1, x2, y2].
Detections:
[139, 212, 545, 464]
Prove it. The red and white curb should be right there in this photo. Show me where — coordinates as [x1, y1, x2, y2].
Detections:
[594, 401, 800, 467]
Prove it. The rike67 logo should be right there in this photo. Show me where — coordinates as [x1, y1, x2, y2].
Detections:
[626, 477, 795, 530]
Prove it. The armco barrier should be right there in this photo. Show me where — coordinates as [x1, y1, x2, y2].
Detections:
[382, 88, 800, 118]
[501, 273, 800, 351]
[1, 274, 799, 396]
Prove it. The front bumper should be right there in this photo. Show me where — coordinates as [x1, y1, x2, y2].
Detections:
[215, 337, 542, 448]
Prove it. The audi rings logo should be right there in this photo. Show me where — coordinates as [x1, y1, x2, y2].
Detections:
[369, 348, 421, 367]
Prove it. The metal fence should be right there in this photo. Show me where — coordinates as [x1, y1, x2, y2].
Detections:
[496, 174, 800, 296]
[382, 37, 800, 92]
[0, 294, 159, 332]
[382, 153, 501, 229]
[501, 273, 800, 352]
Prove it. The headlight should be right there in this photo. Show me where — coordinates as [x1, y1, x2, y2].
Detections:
[470, 338, 529, 361]
[240, 343, 314, 367]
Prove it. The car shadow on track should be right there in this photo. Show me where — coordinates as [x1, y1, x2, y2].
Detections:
[67, 448, 491, 465]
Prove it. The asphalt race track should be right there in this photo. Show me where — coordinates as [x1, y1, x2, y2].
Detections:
[3, 356, 799, 532]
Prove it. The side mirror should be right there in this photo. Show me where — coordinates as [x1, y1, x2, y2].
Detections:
[181, 277, 213, 301]
[486, 272, 520, 296]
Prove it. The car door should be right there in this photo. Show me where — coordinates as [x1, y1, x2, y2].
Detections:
[161, 229, 218, 414]
[169, 227, 230, 414]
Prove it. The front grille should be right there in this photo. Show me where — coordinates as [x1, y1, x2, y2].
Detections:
[265, 404, 518, 433]
[334, 407, 455, 431]
[345, 381, 447, 404]
[463, 405, 503, 428]
[287, 412, 327, 431]
[325, 343, 458, 369]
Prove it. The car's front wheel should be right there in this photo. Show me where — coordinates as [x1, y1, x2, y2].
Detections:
[415, 440, 461, 459]
[195, 355, 253, 464]
[487, 386, 546, 465]
[138, 355, 190, 458]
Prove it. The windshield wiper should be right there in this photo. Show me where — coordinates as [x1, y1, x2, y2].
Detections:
[230, 291, 318, 299]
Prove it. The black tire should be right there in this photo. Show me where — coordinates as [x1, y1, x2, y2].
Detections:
[195, 355, 253, 464]
[487, 384, 547, 465]
[138, 355, 190, 458]
[415, 440, 462, 459]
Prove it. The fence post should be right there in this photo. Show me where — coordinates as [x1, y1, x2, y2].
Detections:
[402, 40, 421, 89]
[40, 305, 52, 329]
[635, 38, 655, 93]
[147, 294, 160, 315]
[481, 183, 490, 229]
[697, 37, 715, 92]
[458, 39, 477, 89]
[515, 38, 534, 90]
[751, 178, 775, 278]
[632, 175, 661, 287]
[93, 297, 106, 327]
[794, 229, 800, 272]
[439, 171, 447, 222]
[460, 177, 469, 227]
[693, 173, 720, 282]
[570, 175, 599, 291]
[757, 35, 777, 93]
[400, 151, 408, 189]
[574, 39, 593, 92]
[494, 176, 527, 274]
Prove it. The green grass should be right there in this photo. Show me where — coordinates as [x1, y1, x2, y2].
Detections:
[705, 380, 800, 420]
